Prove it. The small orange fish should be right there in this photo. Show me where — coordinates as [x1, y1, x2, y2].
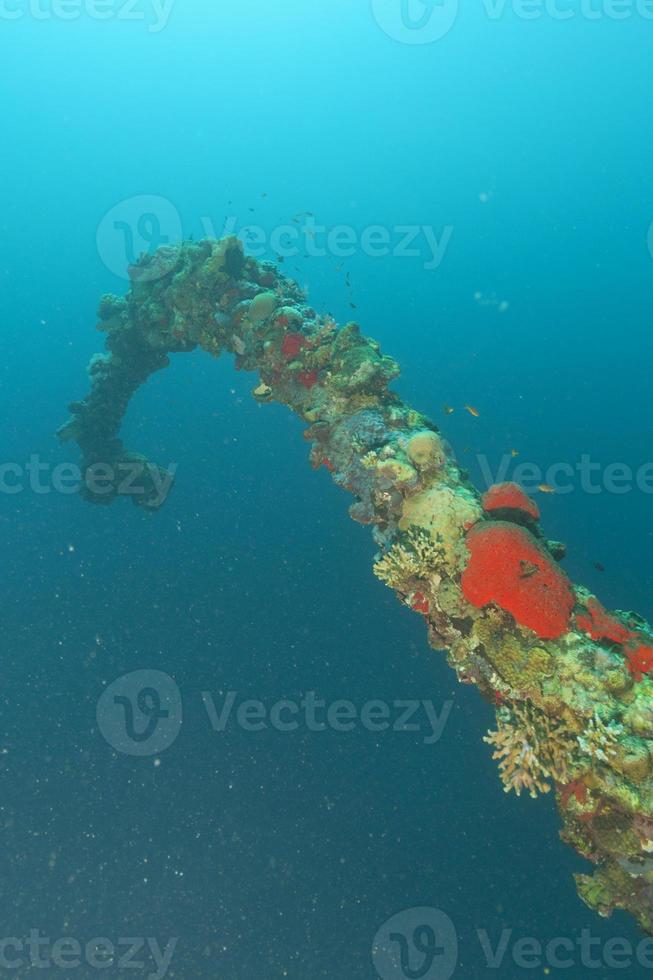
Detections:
[465, 405, 480, 418]
[443, 404, 455, 415]
[538, 483, 556, 494]
[511, 449, 520, 457]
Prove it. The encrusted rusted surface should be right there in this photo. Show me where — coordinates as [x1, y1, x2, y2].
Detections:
[60, 237, 653, 934]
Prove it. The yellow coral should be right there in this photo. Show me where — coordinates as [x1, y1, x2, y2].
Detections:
[252, 383, 273, 402]
[373, 528, 443, 590]
[473, 616, 554, 693]
[577, 713, 623, 764]
[247, 291, 278, 324]
[485, 703, 577, 798]
[204, 236, 238, 278]
[399, 485, 481, 570]
[406, 430, 444, 470]
[376, 458, 419, 491]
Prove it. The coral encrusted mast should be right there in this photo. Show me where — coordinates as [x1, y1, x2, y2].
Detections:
[60, 236, 653, 934]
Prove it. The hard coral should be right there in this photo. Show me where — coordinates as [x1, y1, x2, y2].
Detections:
[462, 521, 574, 640]
[406, 430, 444, 471]
[482, 482, 540, 523]
[472, 615, 553, 693]
[577, 712, 623, 763]
[484, 702, 575, 798]
[247, 291, 278, 324]
[373, 527, 443, 590]
[399, 485, 482, 570]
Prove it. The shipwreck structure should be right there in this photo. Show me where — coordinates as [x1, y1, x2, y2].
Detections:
[60, 236, 653, 934]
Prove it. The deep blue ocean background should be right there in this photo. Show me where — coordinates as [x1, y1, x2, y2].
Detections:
[3, 2, 653, 977]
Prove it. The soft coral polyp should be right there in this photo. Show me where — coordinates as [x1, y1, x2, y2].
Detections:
[461, 521, 575, 640]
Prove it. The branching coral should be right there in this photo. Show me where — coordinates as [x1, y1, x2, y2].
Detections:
[484, 703, 578, 798]
[577, 713, 624, 764]
[373, 528, 444, 590]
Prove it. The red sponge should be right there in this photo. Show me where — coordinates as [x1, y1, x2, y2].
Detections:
[576, 598, 630, 645]
[576, 597, 653, 681]
[461, 521, 574, 639]
[482, 482, 540, 522]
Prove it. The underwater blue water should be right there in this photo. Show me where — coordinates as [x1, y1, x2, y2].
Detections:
[2, 2, 653, 976]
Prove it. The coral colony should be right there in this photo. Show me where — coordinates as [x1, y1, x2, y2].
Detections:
[60, 237, 653, 934]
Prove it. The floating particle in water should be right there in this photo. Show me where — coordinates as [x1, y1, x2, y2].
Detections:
[474, 291, 509, 313]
